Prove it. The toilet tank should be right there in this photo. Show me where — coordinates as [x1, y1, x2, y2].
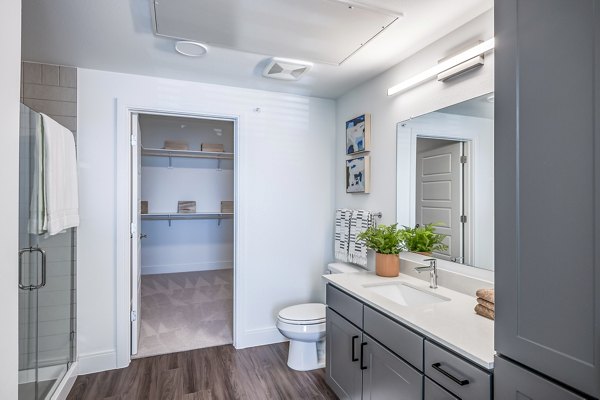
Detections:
[327, 262, 365, 274]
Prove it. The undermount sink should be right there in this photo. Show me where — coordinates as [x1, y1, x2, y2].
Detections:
[362, 282, 450, 307]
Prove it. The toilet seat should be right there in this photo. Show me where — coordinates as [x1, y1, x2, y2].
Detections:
[278, 303, 326, 325]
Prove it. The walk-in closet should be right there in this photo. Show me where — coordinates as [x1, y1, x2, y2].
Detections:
[131, 113, 235, 358]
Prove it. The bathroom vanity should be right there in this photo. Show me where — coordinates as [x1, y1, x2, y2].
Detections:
[323, 272, 494, 400]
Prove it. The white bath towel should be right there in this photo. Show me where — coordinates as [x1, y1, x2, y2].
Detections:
[28, 112, 46, 235]
[348, 210, 374, 267]
[41, 113, 79, 236]
[334, 209, 353, 262]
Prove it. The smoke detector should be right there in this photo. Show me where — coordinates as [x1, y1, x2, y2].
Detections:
[262, 58, 312, 81]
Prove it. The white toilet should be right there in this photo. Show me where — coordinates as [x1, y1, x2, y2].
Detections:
[277, 262, 364, 371]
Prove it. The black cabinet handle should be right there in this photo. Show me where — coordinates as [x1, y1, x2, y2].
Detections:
[360, 342, 368, 370]
[431, 363, 470, 386]
[351, 335, 359, 362]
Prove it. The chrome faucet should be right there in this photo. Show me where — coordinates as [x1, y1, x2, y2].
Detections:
[415, 258, 438, 289]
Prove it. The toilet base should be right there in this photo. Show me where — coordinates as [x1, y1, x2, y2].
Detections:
[287, 339, 325, 371]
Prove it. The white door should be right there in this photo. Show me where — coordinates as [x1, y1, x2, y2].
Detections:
[130, 113, 142, 355]
[415, 141, 463, 262]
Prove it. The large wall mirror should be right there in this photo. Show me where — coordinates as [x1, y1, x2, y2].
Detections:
[397, 93, 494, 270]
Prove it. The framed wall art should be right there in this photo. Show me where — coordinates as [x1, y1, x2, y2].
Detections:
[346, 113, 371, 155]
[346, 155, 371, 193]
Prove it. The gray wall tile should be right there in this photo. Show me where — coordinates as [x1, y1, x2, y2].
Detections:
[41, 64, 60, 86]
[23, 83, 76, 103]
[50, 116, 77, 132]
[59, 66, 77, 88]
[22, 98, 76, 118]
[22, 62, 42, 84]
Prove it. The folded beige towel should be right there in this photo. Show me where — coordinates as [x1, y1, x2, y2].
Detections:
[476, 288, 494, 304]
[475, 304, 495, 320]
[477, 297, 495, 311]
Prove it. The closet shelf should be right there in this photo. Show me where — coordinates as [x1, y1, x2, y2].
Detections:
[141, 147, 234, 160]
[142, 212, 233, 226]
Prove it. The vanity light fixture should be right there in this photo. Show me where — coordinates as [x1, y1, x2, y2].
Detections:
[175, 41, 208, 57]
[387, 38, 495, 96]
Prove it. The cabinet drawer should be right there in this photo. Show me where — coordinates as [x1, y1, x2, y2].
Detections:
[326, 284, 363, 328]
[425, 377, 459, 400]
[363, 305, 424, 371]
[425, 341, 491, 400]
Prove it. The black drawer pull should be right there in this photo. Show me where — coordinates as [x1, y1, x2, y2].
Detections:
[432, 363, 470, 386]
[360, 342, 368, 370]
[351, 335, 359, 362]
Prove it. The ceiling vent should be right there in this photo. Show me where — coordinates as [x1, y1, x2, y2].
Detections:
[262, 58, 312, 81]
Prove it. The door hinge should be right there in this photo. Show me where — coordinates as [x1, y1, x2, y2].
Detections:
[131, 135, 137, 146]
[130, 222, 137, 235]
[460, 155, 467, 164]
[460, 215, 467, 223]
[130, 310, 137, 322]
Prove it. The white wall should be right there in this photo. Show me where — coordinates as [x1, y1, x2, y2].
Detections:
[77, 69, 336, 373]
[335, 10, 494, 229]
[0, 0, 21, 397]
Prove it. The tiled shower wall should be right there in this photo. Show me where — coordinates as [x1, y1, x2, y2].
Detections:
[19, 62, 77, 370]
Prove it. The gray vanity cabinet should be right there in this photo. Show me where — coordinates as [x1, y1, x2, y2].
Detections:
[326, 284, 492, 399]
[361, 334, 423, 399]
[326, 285, 425, 400]
[326, 307, 363, 400]
[495, 0, 600, 398]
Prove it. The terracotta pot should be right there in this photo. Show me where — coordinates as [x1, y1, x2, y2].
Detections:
[375, 253, 400, 277]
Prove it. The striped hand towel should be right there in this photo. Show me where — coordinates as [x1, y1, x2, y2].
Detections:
[334, 209, 353, 262]
[348, 210, 374, 267]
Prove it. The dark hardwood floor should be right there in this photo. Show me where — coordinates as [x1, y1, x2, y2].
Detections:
[67, 342, 338, 400]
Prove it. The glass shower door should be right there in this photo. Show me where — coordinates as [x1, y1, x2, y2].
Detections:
[18, 104, 75, 400]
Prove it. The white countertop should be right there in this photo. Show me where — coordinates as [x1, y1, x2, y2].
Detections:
[323, 271, 495, 369]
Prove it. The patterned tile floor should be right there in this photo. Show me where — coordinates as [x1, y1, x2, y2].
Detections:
[134, 269, 233, 359]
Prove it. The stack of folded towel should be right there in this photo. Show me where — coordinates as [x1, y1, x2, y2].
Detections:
[474, 288, 495, 320]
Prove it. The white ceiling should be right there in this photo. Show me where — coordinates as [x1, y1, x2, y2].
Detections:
[21, 0, 492, 99]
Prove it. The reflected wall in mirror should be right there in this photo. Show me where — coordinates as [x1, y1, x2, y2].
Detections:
[397, 93, 494, 270]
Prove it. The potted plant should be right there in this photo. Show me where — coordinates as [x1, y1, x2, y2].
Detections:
[357, 224, 403, 277]
[398, 223, 448, 256]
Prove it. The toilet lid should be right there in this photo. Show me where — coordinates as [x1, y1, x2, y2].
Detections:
[278, 303, 326, 324]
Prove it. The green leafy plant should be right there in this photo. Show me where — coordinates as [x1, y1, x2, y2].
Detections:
[356, 224, 403, 255]
[398, 223, 448, 253]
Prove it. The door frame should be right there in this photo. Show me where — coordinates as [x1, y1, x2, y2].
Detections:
[115, 102, 239, 367]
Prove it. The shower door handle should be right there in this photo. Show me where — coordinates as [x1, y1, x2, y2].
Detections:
[18, 247, 47, 290]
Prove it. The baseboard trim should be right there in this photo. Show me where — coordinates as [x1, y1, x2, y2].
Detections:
[77, 350, 117, 375]
[235, 326, 286, 349]
[142, 262, 233, 275]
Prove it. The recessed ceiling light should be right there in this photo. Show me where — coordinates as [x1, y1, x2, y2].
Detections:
[175, 41, 208, 57]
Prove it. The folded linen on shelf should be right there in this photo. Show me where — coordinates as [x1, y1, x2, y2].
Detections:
[477, 297, 495, 311]
[474, 304, 495, 320]
[476, 288, 495, 304]
[334, 209, 353, 262]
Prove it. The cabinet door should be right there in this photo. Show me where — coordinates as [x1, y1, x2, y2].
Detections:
[495, 357, 586, 400]
[495, 0, 600, 397]
[326, 308, 362, 400]
[362, 334, 423, 400]
[425, 378, 459, 400]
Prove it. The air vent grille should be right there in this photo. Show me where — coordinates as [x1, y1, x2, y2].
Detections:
[262, 58, 312, 81]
